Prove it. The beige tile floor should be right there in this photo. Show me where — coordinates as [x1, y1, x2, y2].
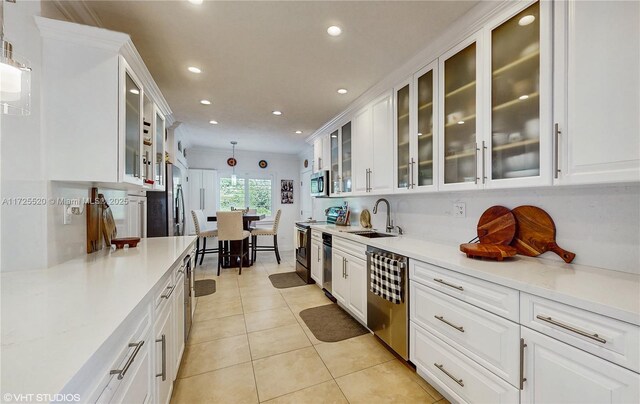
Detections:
[171, 252, 450, 404]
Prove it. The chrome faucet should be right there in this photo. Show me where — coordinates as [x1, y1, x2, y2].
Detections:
[373, 198, 394, 233]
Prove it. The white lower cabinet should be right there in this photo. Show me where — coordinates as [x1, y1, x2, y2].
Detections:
[155, 292, 175, 404]
[310, 238, 323, 286]
[410, 281, 520, 386]
[521, 327, 639, 404]
[331, 237, 367, 324]
[411, 323, 520, 404]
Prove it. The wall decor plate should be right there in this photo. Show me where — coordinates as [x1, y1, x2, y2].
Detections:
[259, 160, 268, 168]
[227, 157, 237, 167]
[304, 159, 309, 168]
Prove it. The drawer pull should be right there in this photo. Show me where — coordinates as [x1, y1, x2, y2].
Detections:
[520, 338, 527, 390]
[161, 284, 176, 299]
[434, 363, 464, 387]
[110, 340, 144, 380]
[433, 278, 464, 291]
[434, 315, 465, 332]
[155, 334, 166, 381]
[536, 315, 606, 344]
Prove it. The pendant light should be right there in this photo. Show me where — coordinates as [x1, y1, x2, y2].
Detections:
[230, 141, 238, 186]
[1, 0, 31, 116]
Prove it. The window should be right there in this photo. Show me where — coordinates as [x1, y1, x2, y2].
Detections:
[219, 176, 272, 217]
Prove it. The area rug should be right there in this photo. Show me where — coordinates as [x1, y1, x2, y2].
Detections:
[194, 279, 216, 297]
[268, 272, 306, 289]
[300, 304, 368, 342]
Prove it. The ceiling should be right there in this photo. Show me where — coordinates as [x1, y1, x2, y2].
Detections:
[66, 0, 480, 154]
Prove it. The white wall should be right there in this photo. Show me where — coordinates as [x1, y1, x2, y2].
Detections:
[311, 183, 640, 275]
[188, 147, 301, 251]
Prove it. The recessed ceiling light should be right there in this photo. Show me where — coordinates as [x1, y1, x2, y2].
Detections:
[295, 130, 303, 134]
[200, 99, 211, 105]
[188, 0, 203, 5]
[129, 88, 139, 95]
[209, 120, 218, 125]
[337, 88, 348, 94]
[518, 15, 535, 26]
[327, 26, 342, 36]
[519, 94, 529, 100]
[188, 66, 201, 73]
[272, 110, 282, 116]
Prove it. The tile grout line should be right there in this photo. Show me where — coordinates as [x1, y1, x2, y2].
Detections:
[238, 277, 262, 404]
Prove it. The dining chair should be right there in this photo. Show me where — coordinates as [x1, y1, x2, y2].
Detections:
[250, 209, 282, 264]
[216, 211, 251, 275]
[191, 210, 219, 266]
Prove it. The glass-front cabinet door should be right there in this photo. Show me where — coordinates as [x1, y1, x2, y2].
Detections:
[487, 0, 550, 187]
[439, 36, 480, 190]
[154, 108, 166, 190]
[340, 122, 352, 193]
[123, 70, 143, 184]
[414, 63, 437, 189]
[395, 82, 411, 189]
[330, 129, 340, 194]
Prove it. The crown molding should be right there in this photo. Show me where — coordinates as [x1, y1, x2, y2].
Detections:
[35, 15, 174, 126]
[305, 0, 513, 144]
[50, 0, 103, 27]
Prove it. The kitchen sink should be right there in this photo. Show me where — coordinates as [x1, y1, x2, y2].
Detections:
[348, 230, 397, 238]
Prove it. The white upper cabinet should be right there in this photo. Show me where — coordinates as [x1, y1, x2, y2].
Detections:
[353, 91, 394, 195]
[36, 17, 172, 187]
[439, 0, 552, 191]
[553, 0, 640, 185]
[329, 122, 353, 196]
[484, 0, 552, 189]
[313, 135, 330, 173]
[394, 63, 439, 193]
[439, 34, 483, 191]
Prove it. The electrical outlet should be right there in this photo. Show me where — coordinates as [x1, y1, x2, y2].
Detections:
[453, 202, 466, 218]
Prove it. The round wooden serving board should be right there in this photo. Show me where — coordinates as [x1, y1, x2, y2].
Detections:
[511, 205, 576, 263]
[460, 243, 517, 261]
[477, 205, 516, 245]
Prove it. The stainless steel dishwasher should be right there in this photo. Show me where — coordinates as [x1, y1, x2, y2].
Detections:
[366, 246, 409, 360]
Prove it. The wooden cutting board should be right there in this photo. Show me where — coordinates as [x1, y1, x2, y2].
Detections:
[511, 205, 576, 263]
[460, 243, 517, 261]
[86, 188, 103, 253]
[102, 197, 117, 246]
[477, 206, 516, 245]
[360, 209, 372, 228]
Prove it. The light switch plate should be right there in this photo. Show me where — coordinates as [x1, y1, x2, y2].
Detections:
[453, 202, 466, 218]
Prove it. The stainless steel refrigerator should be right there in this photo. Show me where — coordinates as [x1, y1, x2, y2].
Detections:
[147, 163, 185, 237]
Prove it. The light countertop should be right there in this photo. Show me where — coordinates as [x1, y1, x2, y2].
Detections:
[311, 225, 640, 326]
[0, 236, 196, 396]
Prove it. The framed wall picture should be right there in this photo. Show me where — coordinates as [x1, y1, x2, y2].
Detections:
[281, 179, 294, 204]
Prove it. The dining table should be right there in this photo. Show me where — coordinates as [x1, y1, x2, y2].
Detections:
[207, 213, 265, 268]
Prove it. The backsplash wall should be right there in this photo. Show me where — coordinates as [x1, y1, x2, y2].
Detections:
[312, 183, 640, 275]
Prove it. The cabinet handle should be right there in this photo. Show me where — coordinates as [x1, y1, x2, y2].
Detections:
[410, 158, 416, 188]
[200, 188, 204, 209]
[434, 315, 464, 332]
[155, 334, 166, 381]
[110, 340, 144, 380]
[406, 160, 411, 189]
[344, 258, 348, 278]
[161, 284, 176, 299]
[473, 143, 479, 184]
[554, 123, 561, 179]
[318, 157, 322, 170]
[342, 257, 346, 278]
[519, 338, 527, 390]
[481, 141, 487, 184]
[433, 278, 464, 291]
[434, 363, 464, 387]
[536, 315, 606, 343]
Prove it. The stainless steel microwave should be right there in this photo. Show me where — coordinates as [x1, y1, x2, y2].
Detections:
[310, 171, 329, 197]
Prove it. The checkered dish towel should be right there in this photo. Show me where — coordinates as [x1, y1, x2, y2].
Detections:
[370, 252, 403, 304]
